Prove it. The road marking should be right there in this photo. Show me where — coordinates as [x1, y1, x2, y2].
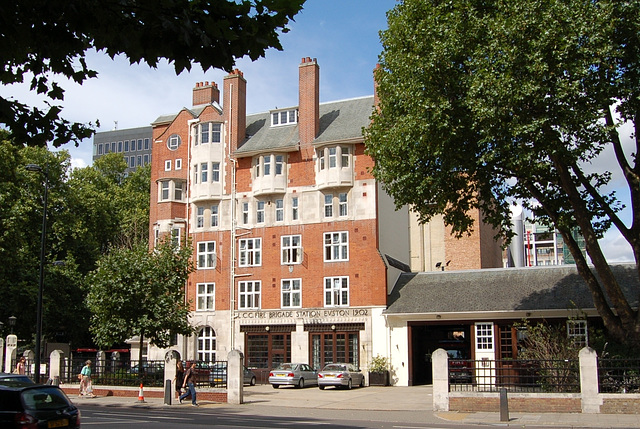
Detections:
[90, 411, 192, 421]
[80, 419, 151, 425]
[393, 427, 449, 429]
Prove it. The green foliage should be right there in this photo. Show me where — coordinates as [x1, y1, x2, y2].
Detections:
[369, 354, 390, 373]
[66, 154, 150, 271]
[515, 319, 581, 361]
[515, 319, 581, 392]
[365, 0, 640, 346]
[1, 0, 305, 148]
[589, 325, 640, 359]
[86, 238, 195, 349]
[0, 140, 151, 348]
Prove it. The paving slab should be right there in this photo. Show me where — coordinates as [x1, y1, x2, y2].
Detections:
[69, 384, 640, 428]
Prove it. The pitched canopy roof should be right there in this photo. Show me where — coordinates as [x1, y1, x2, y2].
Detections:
[386, 264, 639, 315]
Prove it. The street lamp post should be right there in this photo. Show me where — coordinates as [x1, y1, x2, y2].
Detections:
[8, 316, 16, 335]
[25, 163, 48, 384]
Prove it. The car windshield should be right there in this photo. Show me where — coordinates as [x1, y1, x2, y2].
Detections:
[446, 350, 465, 359]
[323, 364, 346, 371]
[275, 363, 295, 370]
[21, 387, 72, 411]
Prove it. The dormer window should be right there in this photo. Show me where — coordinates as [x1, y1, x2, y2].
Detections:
[271, 108, 298, 127]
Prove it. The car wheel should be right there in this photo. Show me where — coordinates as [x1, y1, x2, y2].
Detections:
[359, 377, 365, 388]
[347, 379, 352, 390]
[298, 378, 304, 389]
[319, 385, 325, 390]
[272, 384, 279, 389]
[250, 377, 256, 386]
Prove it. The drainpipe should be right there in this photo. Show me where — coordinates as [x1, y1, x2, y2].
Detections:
[228, 83, 237, 352]
[186, 117, 199, 359]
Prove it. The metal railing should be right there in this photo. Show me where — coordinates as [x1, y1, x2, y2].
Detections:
[598, 358, 640, 393]
[449, 359, 580, 393]
[59, 359, 165, 387]
[188, 361, 228, 389]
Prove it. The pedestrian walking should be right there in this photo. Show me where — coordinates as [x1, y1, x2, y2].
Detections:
[79, 360, 96, 398]
[174, 361, 185, 399]
[179, 362, 198, 406]
[15, 356, 26, 375]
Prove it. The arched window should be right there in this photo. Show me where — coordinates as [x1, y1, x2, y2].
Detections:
[197, 327, 216, 362]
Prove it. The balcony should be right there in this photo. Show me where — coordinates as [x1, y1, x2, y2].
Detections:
[315, 166, 353, 190]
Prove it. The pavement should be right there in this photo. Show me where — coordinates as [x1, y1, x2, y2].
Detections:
[71, 384, 640, 428]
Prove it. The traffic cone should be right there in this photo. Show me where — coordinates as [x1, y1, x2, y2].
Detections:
[137, 383, 145, 403]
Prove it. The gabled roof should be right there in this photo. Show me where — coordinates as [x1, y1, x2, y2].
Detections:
[235, 96, 374, 156]
[386, 264, 639, 315]
[151, 104, 222, 126]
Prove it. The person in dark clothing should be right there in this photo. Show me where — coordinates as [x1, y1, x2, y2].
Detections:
[174, 361, 185, 399]
[179, 362, 198, 406]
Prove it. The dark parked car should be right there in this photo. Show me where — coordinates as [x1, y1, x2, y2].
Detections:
[209, 363, 257, 386]
[187, 361, 256, 387]
[0, 384, 80, 428]
[446, 349, 472, 383]
[0, 373, 35, 387]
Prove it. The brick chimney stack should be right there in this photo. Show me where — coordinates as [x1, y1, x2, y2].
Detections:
[223, 69, 247, 155]
[192, 81, 220, 106]
[373, 64, 381, 111]
[298, 57, 320, 147]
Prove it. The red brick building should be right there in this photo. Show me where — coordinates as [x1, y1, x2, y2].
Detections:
[149, 58, 410, 377]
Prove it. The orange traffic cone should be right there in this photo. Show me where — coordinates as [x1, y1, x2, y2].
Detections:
[137, 383, 145, 403]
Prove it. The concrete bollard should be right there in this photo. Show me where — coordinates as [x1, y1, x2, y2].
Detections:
[499, 387, 509, 422]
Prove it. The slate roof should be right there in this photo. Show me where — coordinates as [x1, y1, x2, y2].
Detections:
[151, 96, 375, 152]
[151, 105, 214, 126]
[386, 264, 639, 315]
[235, 96, 374, 156]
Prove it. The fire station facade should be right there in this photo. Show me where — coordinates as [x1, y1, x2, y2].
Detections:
[149, 57, 410, 378]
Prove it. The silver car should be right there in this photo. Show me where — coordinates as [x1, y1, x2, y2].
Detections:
[269, 363, 318, 388]
[318, 363, 365, 390]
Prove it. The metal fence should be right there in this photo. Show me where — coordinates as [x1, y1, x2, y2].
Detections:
[598, 358, 640, 393]
[449, 359, 580, 393]
[189, 361, 228, 389]
[22, 357, 232, 389]
[59, 359, 166, 387]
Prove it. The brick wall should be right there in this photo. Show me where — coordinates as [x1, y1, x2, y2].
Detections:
[601, 397, 640, 414]
[61, 386, 227, 403]
[450, 394, 581, 413]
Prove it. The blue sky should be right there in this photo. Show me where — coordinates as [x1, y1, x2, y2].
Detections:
[1, 0, 633, 262]
[0, 0, 396, 170]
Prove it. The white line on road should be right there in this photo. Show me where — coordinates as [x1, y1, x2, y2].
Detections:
[80, 419, 151, 425]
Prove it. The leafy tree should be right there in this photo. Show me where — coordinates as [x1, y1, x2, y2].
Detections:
[516, 320, 581, 362]
[65, 154, 150, 271]
[1, 0, 305, 148]
[365, 0, 640, 347]
[86, 239, 195, 360]
[0, 141, 91, 346]
[515, 319, 581, 392]
[0, 138, 151, 348]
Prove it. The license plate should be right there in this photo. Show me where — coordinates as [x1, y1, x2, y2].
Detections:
[276, 374, 286, 377]
[48, 419, 69, 428]
[325, 374, 335, 378]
